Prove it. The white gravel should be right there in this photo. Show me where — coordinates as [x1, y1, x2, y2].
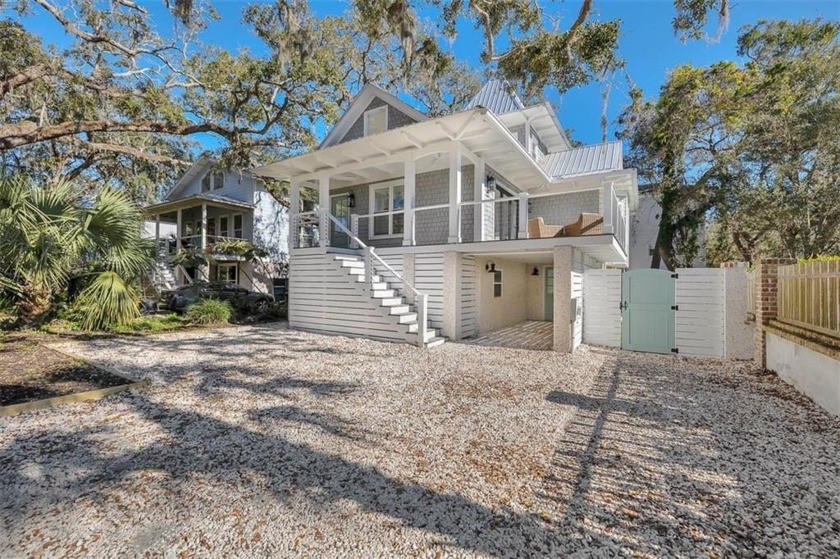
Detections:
[1, 322, 839, 557]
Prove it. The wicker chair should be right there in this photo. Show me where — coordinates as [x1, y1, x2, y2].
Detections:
[563, 213, 604, 236]
[527, 217, 564, 239]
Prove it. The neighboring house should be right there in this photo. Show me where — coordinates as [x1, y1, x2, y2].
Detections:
[629, 186, 706, 270]
[143, 157, 289, 294]
[251, 81, 638, 351]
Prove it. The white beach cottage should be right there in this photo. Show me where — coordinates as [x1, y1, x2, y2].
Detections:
[144, 156, 289, 295]
[252, 81, 638, 350]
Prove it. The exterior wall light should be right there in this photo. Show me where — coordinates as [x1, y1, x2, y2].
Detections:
[485, 261, 496, 273]
[486, 175, 496, 192]
[347, 193, 356, 208]
[531, 267, 540, 276]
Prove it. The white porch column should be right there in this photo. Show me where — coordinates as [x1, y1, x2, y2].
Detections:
[448, 146, 462, 244]
[319, 176, 330, 248]
[518, 192, 529, 239]
[602, 181, 615, 235]
[403, 159, 416, 246]
[442, 251, 462, 339]
[288, 180, 300, 253]
[553, 246, 573, 353]
[176, 208, 182, 252]
[473, 159, 487, 242]
[200, 203, 208, 281]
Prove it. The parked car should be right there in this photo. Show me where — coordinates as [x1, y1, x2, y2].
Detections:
[165, 282, 274, 313]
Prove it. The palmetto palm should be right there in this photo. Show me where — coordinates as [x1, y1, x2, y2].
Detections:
[0, 176, 153, 329]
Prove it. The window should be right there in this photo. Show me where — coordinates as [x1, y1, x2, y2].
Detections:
[201, 174, 211, 192]
[528, 131, 544, 160]
[364, 105, 388, 136]
[233, 214, 243, 238]
[213, 171, 225, 190]
[370, 182, 404, 238]
[217, 263, 238, 284]
[493, 270, 503, 297]
[219, 216, 229, 237]
[207, 217, 216, 238]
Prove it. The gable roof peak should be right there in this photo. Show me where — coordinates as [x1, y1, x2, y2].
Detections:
[466, 79, 525, 114]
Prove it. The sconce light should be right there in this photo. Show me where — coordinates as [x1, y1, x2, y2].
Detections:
[347, 193, 356, 208]
[531, 267, 540, 276]
[485, 261, 496, 273]
[485, 174, 496, 192]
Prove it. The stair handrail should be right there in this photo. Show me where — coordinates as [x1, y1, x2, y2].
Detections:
[323, 210, 429, 346]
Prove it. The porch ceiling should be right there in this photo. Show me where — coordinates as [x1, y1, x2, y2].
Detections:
[250, 108, 551, 190]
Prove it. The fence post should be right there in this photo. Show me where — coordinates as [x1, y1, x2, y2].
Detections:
[754, 258, 796, 368]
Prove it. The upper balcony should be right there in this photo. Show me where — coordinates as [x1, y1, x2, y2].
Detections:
[291, 180, 631, 264]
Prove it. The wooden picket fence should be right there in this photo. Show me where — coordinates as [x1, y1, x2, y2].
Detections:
[777, 260, 840, 340]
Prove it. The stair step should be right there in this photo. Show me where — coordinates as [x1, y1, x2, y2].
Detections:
[387, 304, 410, 315]
[425, 337, 446, 348]
[379, 297, 404, 307]
[333, 255, 361, 262]
[339, 260, 365, 269]
[371, 289, 396, 299]
[353, 275, 383, 284]
[395, 312, 417, 324]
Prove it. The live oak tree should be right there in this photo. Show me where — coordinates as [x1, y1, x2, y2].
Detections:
[620, 19, 840, 268]
[1, 0, 732, 201]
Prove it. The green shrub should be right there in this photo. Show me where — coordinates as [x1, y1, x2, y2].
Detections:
[184, 298, 232, 325]
[114, 314, 186, 333]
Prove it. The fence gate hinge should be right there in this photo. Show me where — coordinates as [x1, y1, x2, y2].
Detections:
[671, 305, 679, 311]
[671, 347, 679, 354]
[671, 273, 679, 279]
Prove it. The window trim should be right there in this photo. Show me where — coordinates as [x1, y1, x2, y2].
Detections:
[217, 263, 238, 284]
[368, 180, 405, 239]
[363, 105, 388, 137]
[212, 170, 225, 190]
[493, 269, 503, 298]
[232, 213, 244, 239]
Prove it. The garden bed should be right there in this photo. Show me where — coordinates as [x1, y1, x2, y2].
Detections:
[0, 334, 139, 413]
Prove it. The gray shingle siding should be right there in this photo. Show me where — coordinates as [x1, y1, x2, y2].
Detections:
[338, 97, 419, 145]
[332, 165, 476, 247]
[528, 190, 600, 228]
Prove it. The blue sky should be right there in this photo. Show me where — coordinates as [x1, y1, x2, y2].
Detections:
[10, 0, 839, 146]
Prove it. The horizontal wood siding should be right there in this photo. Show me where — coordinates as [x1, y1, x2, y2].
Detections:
[289, 254, 410, 343]
[377, 253, 404, 291]
[461, 255, 476, 338]
[414, 253, 445, 329]
[582, 269, 622, 348]
[675, 268, 725, 357]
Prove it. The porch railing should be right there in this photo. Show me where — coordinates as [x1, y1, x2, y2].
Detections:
[323, 210, 430, 348]
[290, 183, 630, 257]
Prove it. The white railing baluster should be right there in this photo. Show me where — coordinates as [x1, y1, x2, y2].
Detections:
[416, 294, 428, 347]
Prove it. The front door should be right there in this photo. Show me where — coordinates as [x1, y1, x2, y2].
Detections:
[621, 269, 675, 354]
[330, 194, 350, 248]
[544, 266, 554, 321]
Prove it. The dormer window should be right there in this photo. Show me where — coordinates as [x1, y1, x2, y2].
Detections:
[364, 105, 388, 136]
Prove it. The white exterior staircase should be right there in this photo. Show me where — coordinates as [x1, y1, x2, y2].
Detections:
[332, 254, 445, 348]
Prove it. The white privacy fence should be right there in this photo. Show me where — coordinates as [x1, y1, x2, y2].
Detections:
[582, 267, 743, 359]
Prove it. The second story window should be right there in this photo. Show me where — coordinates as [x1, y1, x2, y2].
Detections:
[201, 174, 211, 192]
[364, 105, 388, 136]
[213, 171, 225, 190]
[370, 182, 404, 238]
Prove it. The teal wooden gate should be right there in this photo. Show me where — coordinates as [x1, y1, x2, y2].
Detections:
[621, 269, 675, 354]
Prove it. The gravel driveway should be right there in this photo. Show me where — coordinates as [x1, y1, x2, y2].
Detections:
[1, 322, 839, 557]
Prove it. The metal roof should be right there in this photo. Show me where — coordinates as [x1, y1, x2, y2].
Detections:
[144, 192, 255, 215]
[466, 79, 524, 114]
[542, 141, 624, 178]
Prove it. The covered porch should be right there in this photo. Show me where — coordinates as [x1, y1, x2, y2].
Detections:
[144, 194, 255, 284]
[251, 107, 635, 264]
